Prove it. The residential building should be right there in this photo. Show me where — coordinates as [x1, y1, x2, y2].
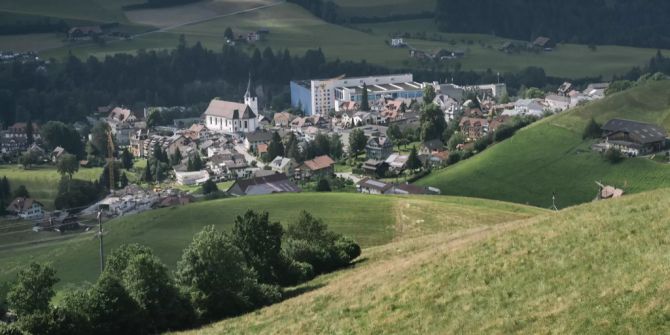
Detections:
[365, 137, 394, 160]
[2, 122, 39, 154]
[545, 94, 571, 111]
[67, 26, 102, 40]
[273, 112, 297, 127]
[299, 155, 335, 180]
[175, 170, 210, 186]
[244, 130, 273, 151]
[228, 173, 301, 196]
[269, 156, 298, 176]
[419, 139, 445, 156]
[6, 197, 44, 220]
[385, 153, 409, 172]
[357, 178, 393, 195]
[459, 117, 490, 141]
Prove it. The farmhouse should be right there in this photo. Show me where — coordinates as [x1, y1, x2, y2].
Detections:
[598, 119, 668, 156]
[532, 36, 555, 49]
[68, 26, 102, 40]
[6, 197, 44, 220]
[228, 173, 301, 196]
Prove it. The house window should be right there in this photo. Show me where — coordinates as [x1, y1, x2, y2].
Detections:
[244, 121, 248, 128]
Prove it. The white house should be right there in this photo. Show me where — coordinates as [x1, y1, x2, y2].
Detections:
[6, 197, 44, 220]
[391, 38, 406, 47]
[203, 77, 259, 133]
[545, 94, 570, 112]
[434, 94, 461, 121]
[269, 156, 298, 176]
[175, 170, 210, 186]
[512, 99, 546, 117]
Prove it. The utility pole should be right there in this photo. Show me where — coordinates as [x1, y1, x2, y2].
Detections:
[97, 209, 104, 273]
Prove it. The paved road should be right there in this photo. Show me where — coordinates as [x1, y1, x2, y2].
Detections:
[234, 144, 266, 168]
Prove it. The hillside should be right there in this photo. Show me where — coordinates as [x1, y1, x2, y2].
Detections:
[417, 80, 670, 208]
[0, 193, 541, 289]
[0, 0, 665, 78]
[177, 188, 670, 334]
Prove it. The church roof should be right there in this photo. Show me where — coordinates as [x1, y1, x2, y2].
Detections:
[245, 74, 256, 99]
[204, 99, 256, 119]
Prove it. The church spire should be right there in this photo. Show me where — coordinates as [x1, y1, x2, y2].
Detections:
[245, 73, 256, 98]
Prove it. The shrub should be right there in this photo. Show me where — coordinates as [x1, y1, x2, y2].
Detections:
[315, 178, 331, 192]
[447, 151, 463, 165]
[604, 148, 624, 164]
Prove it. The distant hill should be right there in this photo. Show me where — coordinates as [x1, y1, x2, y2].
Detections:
[175, 188, 670, 334]
[417, 80, 670, 208]
[436, 0, 670, 49]
[0, 193, 540, 288]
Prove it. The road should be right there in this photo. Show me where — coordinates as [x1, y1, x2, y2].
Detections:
[234, 144, 266, 169]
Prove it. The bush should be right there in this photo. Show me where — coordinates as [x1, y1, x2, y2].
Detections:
[315, 179, 331, 192]
[604, 148, 624, 164]
[276, 253, 315, 286]
[447, 151, 463, 165]
[474, 134, 493, 152]
[494, 124, 517, 142]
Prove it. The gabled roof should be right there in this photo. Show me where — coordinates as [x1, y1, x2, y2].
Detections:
[204, 99, 256, 119]
[357, 178, 392, 192]
[602, 119, 667, 144]
[366, 137, 393, 149]
[246, 130, 273, 142]
[6, 197, 43, 212]
[421, 139, 444, 151]
[231, 173, 301, 195]
[302, 155, 335, 171]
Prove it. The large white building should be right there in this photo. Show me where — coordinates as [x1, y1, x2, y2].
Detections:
[290, 74, 425, 116]
[203, 78, 259, 133]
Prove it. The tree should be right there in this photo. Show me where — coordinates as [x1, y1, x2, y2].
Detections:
[447, 132, 465, 151]
[266, 132, 285, 162]
[406, 146, 422, 172]
[7, 262, 58, 316]
[56, 153, 79, 180]
[420, 103, 447, 141]
[87, 123, 113, 159]
[329, 133, 343, 159]
[187, 153, 203, 171]
[231, 211, 284, 285]
[224, 27, 234, 40]
[349, 128, 367, 156]
[422, 85, 436, 105]
[387, 124, 402, 142]
[86, 274, 143, 335]
[99, 161, 122, 191]
[13, 185, 30, 199]
[360, 83, 370, 111]
[120, 148, 133, 170]
[146, 110, 163, 128]
[201, 179, 218, 194]
[582, 117, 602, 139]
[170, 147, 182, 166]
[19, 150, 39, 169]
[142, 162, 152, 182]
[524, 87, 545, 99]
[40, 121, 84, 157]
[315, 178, 331, 192]
[175, 226, 279, 321]
[26, 119, 34, 145]
[0, 176, 10, 201]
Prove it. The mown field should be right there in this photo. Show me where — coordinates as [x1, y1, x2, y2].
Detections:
[417, 80, 670, 208]
[0, 193, 542, 291]
[177, 188, 670, 334]
[1, 0, 663, 79]
[0, 165, 104, 209]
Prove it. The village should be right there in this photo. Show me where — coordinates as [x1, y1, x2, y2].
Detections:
[0, 71, 665, 234]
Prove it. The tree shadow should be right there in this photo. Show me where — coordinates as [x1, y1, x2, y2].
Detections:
[282, 283, 325, 300]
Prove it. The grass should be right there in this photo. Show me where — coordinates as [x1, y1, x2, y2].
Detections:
[0, 165, 104, 209]
[176, 188, 670, 334]
[28, 2, 665, 78]
[417, 80, 670, 208]
[0, 192, 541, 290]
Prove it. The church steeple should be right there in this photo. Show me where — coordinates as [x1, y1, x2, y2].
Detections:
[244, 73, 258, 115]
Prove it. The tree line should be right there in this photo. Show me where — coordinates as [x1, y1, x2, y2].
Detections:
[0, 210, 360, 334]
[435, 0, 670, 49]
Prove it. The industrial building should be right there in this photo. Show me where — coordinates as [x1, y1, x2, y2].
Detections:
[290, 74, 425, 116]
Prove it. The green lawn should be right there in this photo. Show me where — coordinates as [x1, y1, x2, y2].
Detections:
[0, 165, 104, 209]
[417, 80, 670, 208]
[183, 188, 670, 334]
[0, 193, 541, 290]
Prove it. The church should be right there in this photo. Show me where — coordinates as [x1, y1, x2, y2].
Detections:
[203, 77, 259, 133]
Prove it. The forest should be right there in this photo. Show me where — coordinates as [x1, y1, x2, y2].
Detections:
[435, 0, 670, 49]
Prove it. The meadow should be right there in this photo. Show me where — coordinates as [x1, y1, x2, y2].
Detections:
[177, 188, 670, 334]
[0, 193, 542, 290]
[0, 165, 104, 209]
[1, 0, 662, 79]
[417, 80, 670, 208]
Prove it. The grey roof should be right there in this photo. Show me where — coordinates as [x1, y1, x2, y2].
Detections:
[246, 130, 274, 142]
[602, 119, 667, 144]
[231, 173, 301, 195]
[366, 136, 393, 149]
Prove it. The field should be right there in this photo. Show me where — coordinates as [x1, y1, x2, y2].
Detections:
[177, 188, 670, 334]
[0, 193, 542, 290]
[0, 165, 104, 209]
[417, 80, 670, 208]
[0, 0, 663, 79]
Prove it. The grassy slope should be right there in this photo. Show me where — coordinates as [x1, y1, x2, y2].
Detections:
[0, 165, 104, 209]
[417, 80, 670, 209]
[0, 193, 541, 290]
[15, 0, 659, 78]
[179, 188, 670, 335]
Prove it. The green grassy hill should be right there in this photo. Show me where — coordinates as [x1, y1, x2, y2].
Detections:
[417, 80, 670, 208]
[0, 0, 664, 78]
[0, 193, 541, 290]
[176, 188, 670, 334]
